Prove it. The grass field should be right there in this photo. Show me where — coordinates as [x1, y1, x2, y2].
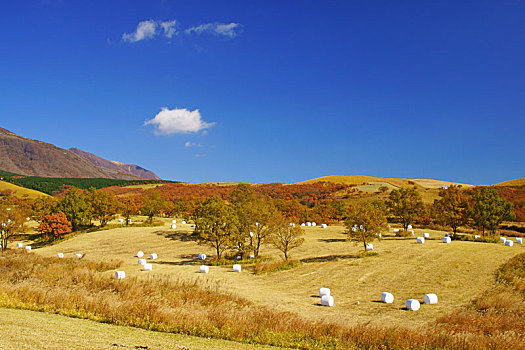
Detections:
[0, 308, 282, 350]
[495, 177, 525, 186]
[0, 180, 47, 198]
[31, 220, 522, 329]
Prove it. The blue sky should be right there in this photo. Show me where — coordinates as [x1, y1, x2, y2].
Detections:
[1, 1, 523, 184]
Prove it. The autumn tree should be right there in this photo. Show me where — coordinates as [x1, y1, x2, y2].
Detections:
[86, 188, 119, 227]
[432, 185, 467, 236]
[37, 212, 72, 240]
[59, 187, 91, 231]
[345, 202, 387, 251]
[270, 219, 305, 260]
[0, 204, 27, 250]
[467, 187, 515, 236]
[193, 195, 240, 259]
[140, 190, 168, 223]
[120, 197, 139, 225]
[31, 196, 59, 223]
[387, 188, 424, 230]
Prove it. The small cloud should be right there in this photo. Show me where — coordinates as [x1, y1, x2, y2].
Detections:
[185, 22, 242, 38]
[122, 20, 157, 42]
[185, 141, 201, 148]
[160, 20, 177, 38]
[145, 107, 215, 135]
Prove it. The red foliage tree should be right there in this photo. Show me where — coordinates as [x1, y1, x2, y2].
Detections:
[38, 212, 72, 240]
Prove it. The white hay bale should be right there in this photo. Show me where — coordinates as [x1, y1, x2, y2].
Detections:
[443, 236, 451, 244]
[516, 238, 523, 244]
[393, 228, 399, 233]
[127, 219, 132, 223]
[137, 251, 144, 258]
[171, 224, 177, 229]
[312, 222, 317, 226]
[181, 221, 186, 224]
[407, 224, 413, 229]
[249, 254, 255, 258]
[423, 232, 430, 238]
[417, 237, 425, 244]
[381, 292, 394, 304]
[17, 243, 23, 248]
[115, 271, 126, 280]
[405, 299, 420, 311]
[57, 253, 64, 258]
[149, 253, 158, 260]
[409, 230, 414, 235]
[143, 263, 152, 271]
[321, 224, 327, 228]
[118, 218, 124, 223]
[249, 232, 254, 237]
[505, 240, 514, 247]
[138, 259, 147, 265]
[424, 293, 438, 304]
[378, 233, 382, 239]
[474, 235, 481, 239]
[25, 246, 32, 251]
[236, 256, 241, 260]
[289, 223, 295, 227]
[320, 295, 334, 307]
[306, 222, 311, 226]
[365, 243, 374, 251]
[301, 223, 305, 226]
[319, 287, 331, 297]
[232, 264, 241, 272]
[198, 253, 206, 260]
[172, 220, 177, 224]
[200, 265, 209, 273]
[500, 237, 507, 243]
[75, 253, 83, 259]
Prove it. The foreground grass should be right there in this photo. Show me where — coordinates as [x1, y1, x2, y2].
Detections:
[0, 308, 282, 350]
[1, 250, 524, 349]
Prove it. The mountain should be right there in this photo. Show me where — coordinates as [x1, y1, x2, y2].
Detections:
[69, 148, 160, 180]
[0, 128, 160, 180]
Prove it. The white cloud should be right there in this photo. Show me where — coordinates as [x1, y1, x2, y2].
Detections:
[185, 22, 242, 38]
[122, 20, 158, 42]
[145, 107, 215, 135]
[160, 20, 177, 38]
[185, 141, 201, 148]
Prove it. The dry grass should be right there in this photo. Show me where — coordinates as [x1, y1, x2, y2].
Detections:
[0, 180, 48, 198]
[494, 178, 525, 186]
[254, 259, 300, 274]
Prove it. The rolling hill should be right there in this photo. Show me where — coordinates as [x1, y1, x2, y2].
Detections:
[0, 180, 48, 198]
[0, 128, 159, 180]
[495, 178, 525, 187]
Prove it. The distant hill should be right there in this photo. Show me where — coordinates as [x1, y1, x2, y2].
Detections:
[0, 128, 160, 180]
[0, 180, 48, 199]
[69, 148, 159, 180]
[299, 175, 474, 189]
[494, 178, 525, 187]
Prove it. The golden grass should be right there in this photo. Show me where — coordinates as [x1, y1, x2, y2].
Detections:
[0, 180, 48, 198]
[495, 178, 525, 186]
[30, 222, 523, 329]
[0, 307, 280, 350]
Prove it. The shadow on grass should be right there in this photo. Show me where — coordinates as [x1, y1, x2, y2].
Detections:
[318, 238, 347, 243]
[301, 254, 359, 263]
[154, 230, 194, 242]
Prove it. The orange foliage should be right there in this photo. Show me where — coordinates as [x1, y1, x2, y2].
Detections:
[37, 212, 72, 239]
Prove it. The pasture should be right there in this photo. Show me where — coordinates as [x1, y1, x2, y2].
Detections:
[33, 219, 522, 329]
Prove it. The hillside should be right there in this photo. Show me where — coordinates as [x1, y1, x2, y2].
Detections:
[299, 175, 474, 189]
[495, 178, 525, 187]
[0, 128, 158, 180]
[0, 180, 48, 198]
[70, 148, 160, 180]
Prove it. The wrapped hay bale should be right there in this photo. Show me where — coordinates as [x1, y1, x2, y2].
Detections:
[516, 238, 523, 244]
[200, 265, 209, 273]
[57, 253, 64, 258]
[249, 254, 255, 258]
[25, 246, 31, 251]
[181, 221, 186, 224]
[143, 264, 152, 271]
[505, 240, 514, 247]
[306, 222, 312, 226]
[417, 237, 425, 244]
[474, 235, 481, 239]
[500, 237, 507, 243]
[409, 230, 414, 235]
[321, 295, 334, 307]
[405, 299, 420, 311]
[17, 243, 23, 248]
[137, 251, 144, 258]
[118, 218, 124, 223]
[407, 224, 413, 229]
[443, 236, 451, 244]
[312, 222, 317, 226]
[301, 223, 305, 227]
[149, 253, 158, 260]
[138, 259, 147, 265]
[198, 253, 206, 260]
[423, 232, 430, 238]
[321, 224, 327, 228]
[232, 264, 242, 272]
[172, 220, 177, 224]
[171, 224, 177, 229]
[115, 271, 126, 280]
[381, 292, 394, 304]
[365, 243, 374, 251]
[424, 293, 438, 304]
[75, 253, 83, 259]
[393, 228, 399, 233]
[319, 288, 330, 297]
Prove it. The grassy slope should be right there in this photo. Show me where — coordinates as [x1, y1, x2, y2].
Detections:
[495, 178, 525, 186]
[0, 180, 48, 198]
[0, 308, 281, 350]
[32, 220, 522, 329]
